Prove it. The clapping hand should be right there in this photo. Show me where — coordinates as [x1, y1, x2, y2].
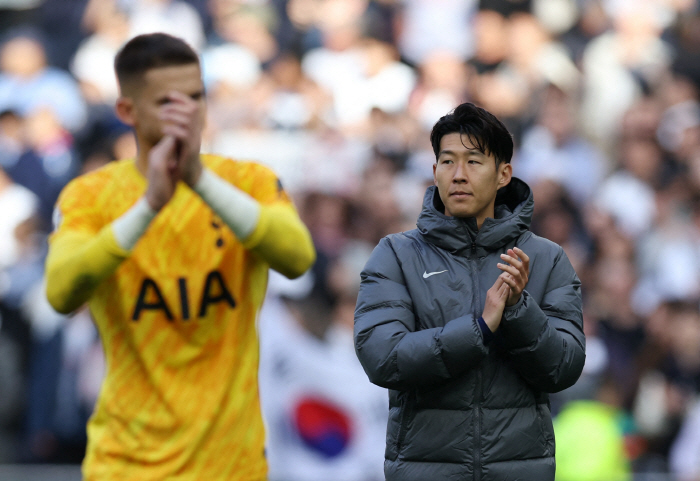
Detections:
[497, 247, 530, 307]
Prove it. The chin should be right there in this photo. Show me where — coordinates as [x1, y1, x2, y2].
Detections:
[452, 211, 475, 218]
[444, 202, 472, 218]
[446, 207, 475, 218]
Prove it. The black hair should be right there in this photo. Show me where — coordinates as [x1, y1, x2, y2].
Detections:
[114, 33, 200, 89]
[430, 102, 513, 165]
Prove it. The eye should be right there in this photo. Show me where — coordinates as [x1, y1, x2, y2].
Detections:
[441, 159, 453, 165]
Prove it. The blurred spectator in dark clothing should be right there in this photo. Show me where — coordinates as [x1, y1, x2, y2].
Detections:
[3, 108, 80, 231]
[34, 0, 89, 70]
[592, 256, 647, 412]
[634, 301, 700, 469]
[478, 0, 530, 17]
[0, 0, 41, 38]
[0, 109, 23, 180]
[667, 11, 700, 92]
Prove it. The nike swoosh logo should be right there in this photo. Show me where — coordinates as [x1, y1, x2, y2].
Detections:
[423, 270, 447, 278]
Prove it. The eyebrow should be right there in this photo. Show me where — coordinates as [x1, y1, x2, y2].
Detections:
[438, 148, 484, 156]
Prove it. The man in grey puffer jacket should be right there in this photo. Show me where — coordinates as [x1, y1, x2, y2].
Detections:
[354, 102, 585, 481]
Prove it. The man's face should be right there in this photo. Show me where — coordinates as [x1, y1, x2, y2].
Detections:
[122, 63, 206, 148]
[433, 132, 511, 225]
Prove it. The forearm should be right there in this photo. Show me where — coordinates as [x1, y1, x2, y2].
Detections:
[193, 168, 315, 278]
[499, 291, 585, 392]
[242, 203, 315, 278]
[355, 313, 489, 391]
[355, 258, 489, 391]
[46, 227, 129, 314]
[46, 199, 156, 313]
[193, 168, 260, 240]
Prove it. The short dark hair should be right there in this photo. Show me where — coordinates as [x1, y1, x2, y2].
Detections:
[430, 102, 513, 165]
[114, 33, 200, 91]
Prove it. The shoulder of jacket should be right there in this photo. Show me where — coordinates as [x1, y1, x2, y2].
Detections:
[519, 232, 565, 259]
[382, 229, 423, 251]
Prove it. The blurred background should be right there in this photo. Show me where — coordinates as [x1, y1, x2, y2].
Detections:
[0, 0, 700, 480]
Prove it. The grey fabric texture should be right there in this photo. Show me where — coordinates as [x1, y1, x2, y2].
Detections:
[354, 178, 585, 481]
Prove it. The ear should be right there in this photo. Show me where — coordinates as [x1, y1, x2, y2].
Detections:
[497, 162, 512, 188]
[115, 97, 135, 126]
[433, 162, 438, 186]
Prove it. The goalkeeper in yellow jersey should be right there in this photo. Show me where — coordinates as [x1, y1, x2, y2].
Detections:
[44, 33, 315, 481]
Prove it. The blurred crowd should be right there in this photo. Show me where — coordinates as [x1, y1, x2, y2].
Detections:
[1, 0, 700, 479]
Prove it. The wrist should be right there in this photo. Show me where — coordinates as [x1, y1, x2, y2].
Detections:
[477, 316, 495, 345]
[145, 191, 166, 212]
[112, 197, 158, 250]
[505, 294, 520, 307]
[184, 159, 203, 187]
[504, 292, 526, 312]
[482, 313, 501, 332]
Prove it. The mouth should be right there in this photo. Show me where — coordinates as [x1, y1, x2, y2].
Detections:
[450, 192, 472, 198]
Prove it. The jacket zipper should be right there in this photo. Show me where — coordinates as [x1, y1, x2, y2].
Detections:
[470, 241, 482, 481]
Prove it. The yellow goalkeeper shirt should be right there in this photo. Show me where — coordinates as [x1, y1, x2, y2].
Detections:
[46, 154, 315, 480]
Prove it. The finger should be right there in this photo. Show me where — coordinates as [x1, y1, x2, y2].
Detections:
[167, 90, 194, 103]
[500, 253, 522, 268]
[502, 249, 521, 262]
[497, 263, 520, 278]
[153, 135, 177, 156]
[491, 274, 507, 290]
[500, 272, 518, 290]
[159, 109, 192, 126]
[513, 247, 530, 267]
[149, 136, 178, 172]
[160, 98, 196, 114]
[162, 124, 190, 141]
[165, 93, 199, 115]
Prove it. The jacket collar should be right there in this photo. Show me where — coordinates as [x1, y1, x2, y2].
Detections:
[416, 177, 533, 255]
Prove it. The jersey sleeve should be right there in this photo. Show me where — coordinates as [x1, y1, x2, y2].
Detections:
[211, 157, 316, 279]
[45, 175, 130, 314]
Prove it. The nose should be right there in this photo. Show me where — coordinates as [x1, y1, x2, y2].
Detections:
[453, 161, 468, 183]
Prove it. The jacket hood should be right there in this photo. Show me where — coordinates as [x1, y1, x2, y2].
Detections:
[417, 177, 533, 255]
